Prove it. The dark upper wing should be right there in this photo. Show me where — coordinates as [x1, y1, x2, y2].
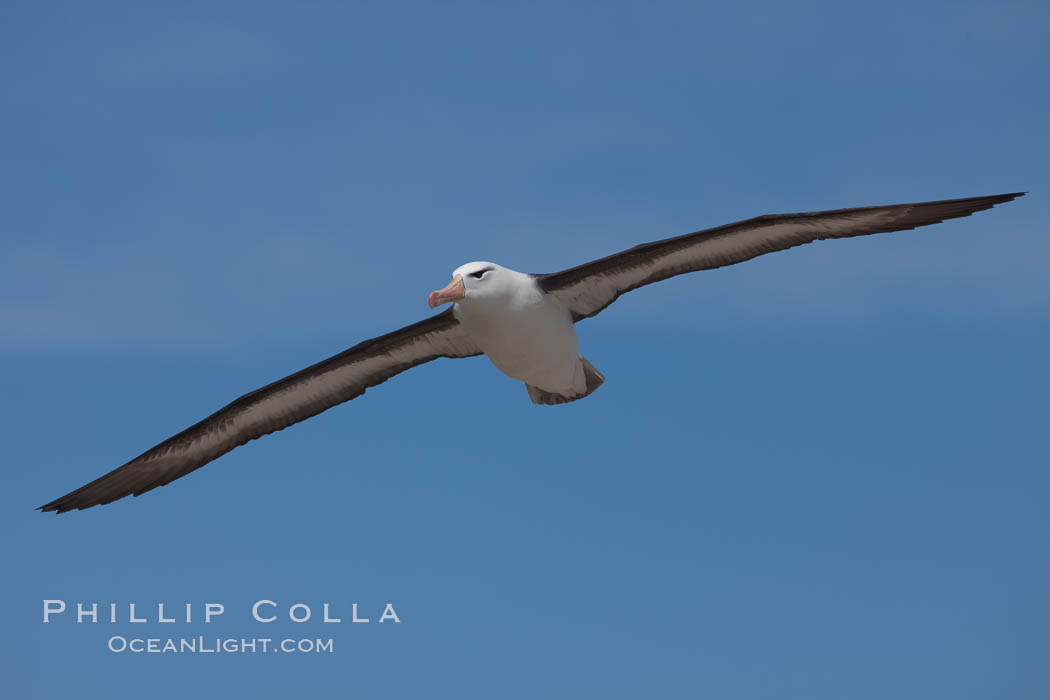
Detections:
[40, 308, 481, 513]
[537, 193, 1024, 321]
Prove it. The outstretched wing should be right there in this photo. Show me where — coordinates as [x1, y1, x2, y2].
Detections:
[537, 193, 1024, 321]
[40, 308, 481, 513]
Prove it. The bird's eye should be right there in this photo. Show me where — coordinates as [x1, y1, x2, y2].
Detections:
[471, 270, 487, 279]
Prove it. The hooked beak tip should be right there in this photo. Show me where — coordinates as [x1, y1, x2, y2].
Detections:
[428, 275, 465, 308]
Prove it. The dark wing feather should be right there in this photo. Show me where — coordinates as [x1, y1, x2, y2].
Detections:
[40, 308, 481, 513]
[537, 193, 1024, 321]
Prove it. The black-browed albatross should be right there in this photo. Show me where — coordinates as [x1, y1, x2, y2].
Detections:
[40, 192, 1023, 513]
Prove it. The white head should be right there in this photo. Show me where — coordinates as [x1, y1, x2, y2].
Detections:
[428, 262, 524, 310]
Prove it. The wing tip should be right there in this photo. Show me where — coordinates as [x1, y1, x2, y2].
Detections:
[976, 191, 1025, 206]
[37, 499, 84, 515]
[37, 468, 149, 514]
[38, 476, 171, 514]
[921, 191, 1025, 223]
[38, 493, 104, 514]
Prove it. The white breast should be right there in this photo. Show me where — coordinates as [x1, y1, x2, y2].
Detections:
[453, 277, 581, 393]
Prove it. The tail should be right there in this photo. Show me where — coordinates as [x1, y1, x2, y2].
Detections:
[526, 357, 605, 405]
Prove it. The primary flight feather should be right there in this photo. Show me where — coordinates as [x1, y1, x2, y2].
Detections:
[40, 192, 1023, 513]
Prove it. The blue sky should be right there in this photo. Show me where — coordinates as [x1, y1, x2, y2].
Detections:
[3, 1, 1048, 697]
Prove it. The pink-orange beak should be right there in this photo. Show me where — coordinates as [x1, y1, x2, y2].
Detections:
[428, 274, 465, 308]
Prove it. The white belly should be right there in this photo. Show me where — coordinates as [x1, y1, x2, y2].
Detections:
[454, 290, 581, 393]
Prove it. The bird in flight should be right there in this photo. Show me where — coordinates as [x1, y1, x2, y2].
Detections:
[40, 192, 1023, 513]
